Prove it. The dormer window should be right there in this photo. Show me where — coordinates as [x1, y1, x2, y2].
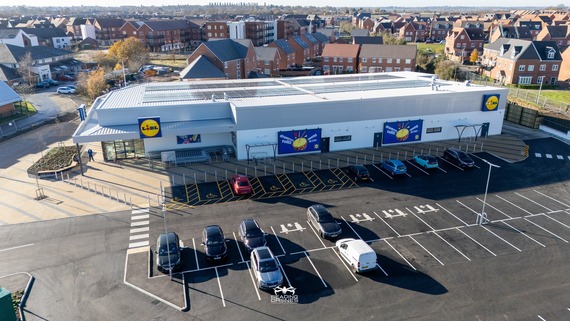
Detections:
[547, 48, 555, 59]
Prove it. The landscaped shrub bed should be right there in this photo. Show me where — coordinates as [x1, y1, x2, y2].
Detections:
[27, 146, 78, 174]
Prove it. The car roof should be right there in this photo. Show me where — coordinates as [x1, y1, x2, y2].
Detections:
[204, 225, 222, 236]
[241, 219, 259, 230]
[232, 174, 249, 181]
[352, 164, 367, 170]
[390, 159, 404, 165]
[159, 232, 178, 243]
[310, 204, 328, 213]
[254, 246, 273, 259]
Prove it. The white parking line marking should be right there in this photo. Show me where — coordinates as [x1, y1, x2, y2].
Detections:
[480, 225, 522, 251]
[538, 315, 546, 321]
[455, 228, 496, 256]
[437, 166, 448, 173]
[130, 220, 149, 227]
[130, 227, 149, 234]
[501, 221, 545, 247]
[431, 231, 471, 261]
[290, 246, 336, 256]
[275, 256, 293, 286]
[495, 195, 534, 215]
[408, 235, 444, 266]
[178, 262, 233, 274]
[456, 200, 480, 222]
[0, 243, 34, 252]
[214, 267, 226, 307]
[244, 261, 261, 301]
[475, 197, 512, 219]
[406, 207, 435, 231]
[372, 163, 393, 179]
[524, 218, 569, 243]
[438, 157, 465, 171]
[306, 220, 327, 248]
[373, 212, 401, 236]
[192, 238, 200, 271]
[515, 192, 553, 212]
[233, 232, 245, 263]
[129, 234, 149, 241]
[341, 216, 363, 239]
[331, 248, 360, 281]
[131, 208, 150, 214]
[376, 263, 389, 277]
[270, 226, 287, 255]
[533, 190, 570, 208]
[304, 252, 327, 288]
[383, 239, 416, 270]
[406, 160, 430, 175]
[534, 153, 541, 157]
[542, 213, 570, 230]
[435, 203, 469, 226]
[129, 241, 149, 248]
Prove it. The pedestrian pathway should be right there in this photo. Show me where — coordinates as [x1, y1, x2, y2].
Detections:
[129, 208, 150, 249]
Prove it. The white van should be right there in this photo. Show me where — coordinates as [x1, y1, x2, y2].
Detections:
[336, 238, 377, 273]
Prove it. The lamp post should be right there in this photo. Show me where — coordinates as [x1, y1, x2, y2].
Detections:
[160, 182, 172, 281]
[536, 77, 544, 104]
[479, 159, 500, 225]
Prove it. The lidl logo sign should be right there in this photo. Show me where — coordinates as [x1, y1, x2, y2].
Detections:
[482, 94, 500, 112]
[138, 117, 162, 138]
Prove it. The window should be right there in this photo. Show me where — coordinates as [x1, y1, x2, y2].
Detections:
[405, 59, 411, 64]
[224, 62, 228, 69]
[361, 66, 368, 73]
[552, 64, 558, 71]
[537, 76, 544, 84]
[460, 35, 464, 39]
[539, 64, 546, 71]
[396, 59, 400, 63]
[208, 25, 212, 29]
[362, 57, 367, 63]
[372, 58, 376, 63]
[339, 57, 343, 62]
[333, 57, 337, 62]
[426, 127, 442, 133]
[334, 135, 351, 142]
[387, 58, 392, 63]
[528, 65, 534, 71]
[237, 70, 240, 79]
[518, 76, 532, 84]
[378, 58, 382, 63]
[471, 43, 475, 48]
[519, 65, 525, 71]
[236, 61, 240, 68]
[347, 58, 352, 63]
[456, 43, 461, 48]
[548, 50, 555, 59]
[324, 57, 329, 62]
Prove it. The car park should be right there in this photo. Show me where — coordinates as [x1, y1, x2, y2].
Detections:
[202, 225, 228, 261]
[413, 154, 439, 169]
[381, 159, 407, 175]
[35, 81, 50, 89]
[444, 148, 475, 168]
[250, 246, 284, 290]
[45, 79, 60, 86]
[230, 174, 253, 195]
[57, 86, 76, 94]
[155, 232, 181, 273]
[336, 238, 377, 273]
[307, 204, 342, 239]
[345, 164, 370, 181]
[238, 219, 267, 252]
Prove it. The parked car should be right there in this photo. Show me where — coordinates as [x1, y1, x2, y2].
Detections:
[45, 79, 59, 86]
[35, 81, 50, 89]
[155, 232, 181, 273]
[381, 159, 407, 175]
[336, 238, 377, 273]
[66, 85, 77, 91]
[57, 86, 76, 94]
[230, 174, 253, 195]
[345, 164, 370, 181]
[250, 246, 284, 290]
[58, 74, 76, 81]
[413, 154, 439, 169]
[443, 148, 475, 168]
[238, 219, 267, 252]
[202, 225, 228, 261]
[307, 204, 342, 239]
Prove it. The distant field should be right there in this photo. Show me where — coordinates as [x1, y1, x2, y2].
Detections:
[540, 90, 570, 104]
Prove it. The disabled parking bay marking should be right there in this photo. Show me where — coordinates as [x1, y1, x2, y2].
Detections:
[279, 222, 306, 234]
[382, 208, 408, 219]
[348, 213, 375, 223]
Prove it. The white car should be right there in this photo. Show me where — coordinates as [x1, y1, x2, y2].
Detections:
[57, 86, 76, 94]
[336, 238, 377, 273]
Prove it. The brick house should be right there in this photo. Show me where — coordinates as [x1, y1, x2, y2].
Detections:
[445, 27, 486, 63]
[18, 27, 71, 49]
[489, 25, 532, 43]
[186, 38, 257, 79]
[204, 21, 228, 41]
[516, 20, 543, 39]
[321, 43, 360, 74]
[267, 39, 295, 70]
[254, 46, 280, 76]
[288, 35, 310, 66]
[399, 21, 427, 42]
[536, 25, 570, 48]
[481, 39, 562, 85]
[559, 47, 570, 83]
[358, 44, 416, 73]
[91, 18, 125, 46]
[428, 21, 453, 42]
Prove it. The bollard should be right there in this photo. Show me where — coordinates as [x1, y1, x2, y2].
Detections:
[148, 195, 151, 208]
[372, 154, 375, 163]
[204, 171, 207, 183]
[81, 179, 83, 189]
[124, 193, 127, 204]
[480, 143, 483, 152]
[428, 148, 431, 155]
[274, 164, 276, 175]
[194, 172, 197, 185]
[436, 147, 439, 156]
[301, 162, 304, 172]
[245, 168, 248, 177]
[66, 173, 70, 182]
[293, 163, 295, 172]
[225, 169, 228, 181]
[404, 151, 407, 159]
[283, 163, 286, 174]
[235, 169, 238, 176]
[388, 152, 391, 160]
[364, 155, 366, 164]
[346, 156, 349, 166]
[88, 181, 90, 191]
[328, 159, 331, 169]
[157, 194, 160, 205]
[255, 167, 257, 177]
[356, 156, 359, 165]
[381, 154, 383, 162]
[215, 171, 218, 181]
[336, 158, 339, 168]
[311, 160, 313, 171]
[265, 165, 267, 176]
[183, 174, 186, 185]
[397, 152, 400, 160]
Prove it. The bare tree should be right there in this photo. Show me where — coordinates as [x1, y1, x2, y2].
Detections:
[17, 52, 36, 85]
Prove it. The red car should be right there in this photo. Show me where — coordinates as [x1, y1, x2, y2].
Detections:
[58, 75, 76, 81]
[230, 174, 253, 195]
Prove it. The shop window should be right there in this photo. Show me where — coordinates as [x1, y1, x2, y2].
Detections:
[334, 135, 352, 142]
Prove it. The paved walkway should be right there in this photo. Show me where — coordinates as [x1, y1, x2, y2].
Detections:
[0, 119, 532, 225]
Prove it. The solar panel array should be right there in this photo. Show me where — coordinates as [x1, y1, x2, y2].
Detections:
[279, 73, 401, 85]
[304, 80, 437, 94]
[143, 86, 304, 103]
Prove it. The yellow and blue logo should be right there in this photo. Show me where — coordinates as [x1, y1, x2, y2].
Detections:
[482, 94, 500, 112]
[138, 117, 162, 138]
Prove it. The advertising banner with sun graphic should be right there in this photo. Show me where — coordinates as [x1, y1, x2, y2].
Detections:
[278, 129, 321, 154]
[138, 117, 162, 139]
[177, 134, 201, 144]
[383, 120, 423, 144]
[482, 94, 500, 112]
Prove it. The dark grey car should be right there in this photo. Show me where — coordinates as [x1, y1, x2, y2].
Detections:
[202, 225, 228, 262]
[155, 232, 181, 272]
[307, 204, 342, 239]
[238, 219, 267, 252]
[444, 148, 475, 168]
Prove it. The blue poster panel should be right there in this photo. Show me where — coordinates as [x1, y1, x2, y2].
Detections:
[177, 134, 201, 144]
[138, 117, 162, 139]
[383, 120, 423, 144]
[482, 94, 500, 112]
[278, 129, 321, 154]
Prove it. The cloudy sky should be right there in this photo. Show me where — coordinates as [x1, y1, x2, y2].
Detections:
[4, 0, 557, 7]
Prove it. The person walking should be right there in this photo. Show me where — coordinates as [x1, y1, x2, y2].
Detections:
[87, 148, 94, 161]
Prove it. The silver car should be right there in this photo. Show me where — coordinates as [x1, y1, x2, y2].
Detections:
[250, 246, 283, 290]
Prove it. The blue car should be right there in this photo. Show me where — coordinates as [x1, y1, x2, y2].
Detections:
[413, 154, 439, 169]
[381, 159, 407, 175]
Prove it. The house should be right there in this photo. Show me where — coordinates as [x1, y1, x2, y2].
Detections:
[227, 20, 277, 46]
[428, 21, 453, 42]
[536, 25, 570, 48]
[373, 20, 393, 36]
[516, 20, 543, 39]
[66, 17, 87, 40]
[489, 25, 532, 43]
[0, 64, 21, 86]
[481, 39, 562, 85]
[179, 55, 227, 81]
[0, 43, 75, 82]
[18, 27, 71, 49]
[267, 39, 296, 70]
[186, 38, 257, 79]
[204, 21, 229, 41]
[353, 36, 383, 45]
[445, 27, 486, 63]
[0, 28, 37, 47]
[254, 46, 280, 76]
[91, 18, 126, 46]
[321, 43, 360, 74]
[123, 20, 199, 52]
[0, 80, 21, 118]
[399, 21, 427, 42]
[288, 35, 310, 66]
[559, 47, 570, 82]
[311, 32, 329, 55]
[316, 28, 335, 43]
[301, 33, 320, 57]
[359, 44, 416, 73]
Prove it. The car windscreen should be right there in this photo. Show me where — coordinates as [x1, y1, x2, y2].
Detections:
[459, 153, 472, 161]
[259, 259, 278, 272]
[318, 213, 334, 223]
[207, 236, 224, 246]
[237, 181, 249, 187]
[159, 243, 178, 255]
[246, 228, 263, 238]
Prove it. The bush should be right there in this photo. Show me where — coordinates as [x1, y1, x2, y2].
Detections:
[27, 146, 79, 174]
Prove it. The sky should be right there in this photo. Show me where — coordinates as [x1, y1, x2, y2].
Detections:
[3, 1, 563, 8]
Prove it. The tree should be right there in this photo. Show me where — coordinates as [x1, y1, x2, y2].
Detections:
[85, 68, 106, 101]
[17, 52, 36, 85]
[470, 49, 479, 64]
[435, 60, 458, 80]
[339, 21, 354, 34]
[108, 37, 149, 65]
[381, 32, 407, 45]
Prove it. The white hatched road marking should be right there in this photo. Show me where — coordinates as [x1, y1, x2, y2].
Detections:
[557, 155, 564, 160]
[215, 267, 226, 307]
[130, 234, 149, 241]
[495, 195, 534, 215]
[515, 192, 552, 212]
[501, 221, 545, 248]
[383, 239, 416, 270]
[304, 252, 327, 288]
[533, 190, 570, 208]
[534, 153, 542, 157]
[130, 227, 149, 234]
[475, 197, 512, 219]
[131, 214, 150, 220]
[480, 225, 522, 252]
[455, 228, 496, 256]
[129, 241, 149, 248]
[408, 235, 444, 266]
[431, 231, 471, 261]
[435, 203, 469, 226]
[546, 154, 552, 159]
[373, 212, 401, 236]
[524, 218, 569, 243]
[130, 220, 149, 227]
[538, 315, 546, 321]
